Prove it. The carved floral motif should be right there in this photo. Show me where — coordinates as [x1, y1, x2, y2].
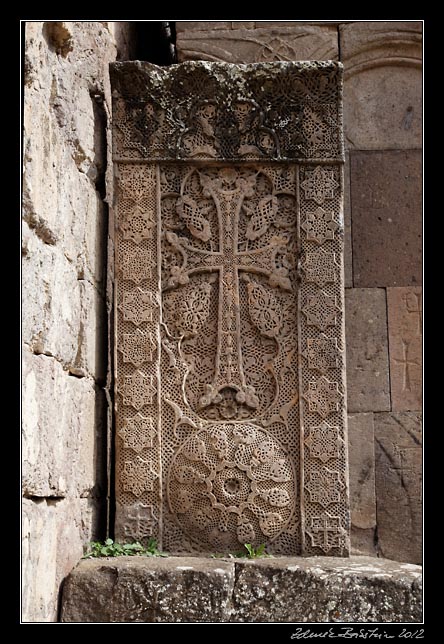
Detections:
[122, 457, 158, 497]
[302, 291, 339, 330]
[301, 206, 339, 245]
[303, 376, 342, 418]
[305, 467, 344, 507]
[306, 335, 339, 373]
[300, 166, 339, 205]
[304, 422, 340, 463]
[122, 371, 156, 410]
[119, 288, 155, 326]
[118, 415, 156, 453]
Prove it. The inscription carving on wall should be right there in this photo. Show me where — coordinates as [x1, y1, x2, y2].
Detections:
[111, 61, 349, 555]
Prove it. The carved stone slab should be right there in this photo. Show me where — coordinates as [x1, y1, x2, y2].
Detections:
[111, 61, 348, 555]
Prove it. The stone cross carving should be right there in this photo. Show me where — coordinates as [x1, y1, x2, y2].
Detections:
[111, 61, 349, 555]
[164, 168, 292, 418]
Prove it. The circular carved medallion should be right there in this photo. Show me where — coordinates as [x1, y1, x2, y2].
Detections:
[168, 423, 295, 551]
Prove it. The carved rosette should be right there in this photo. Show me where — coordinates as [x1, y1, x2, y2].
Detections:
[111, 61, 348, 556]
[168, 424, 295, 550]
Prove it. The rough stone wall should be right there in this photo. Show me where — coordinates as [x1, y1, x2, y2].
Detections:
[22, 21, 135, 622]
[176, 20, 423, 564]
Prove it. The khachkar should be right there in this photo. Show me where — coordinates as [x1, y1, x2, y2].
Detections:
[110, 61, 349, 555]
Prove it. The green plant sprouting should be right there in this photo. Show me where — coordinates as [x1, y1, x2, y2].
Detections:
[211, 543, 270, 559]
[82, 537, 165, 559]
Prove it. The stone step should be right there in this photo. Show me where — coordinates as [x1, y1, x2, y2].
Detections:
[60, 555, 422, 623]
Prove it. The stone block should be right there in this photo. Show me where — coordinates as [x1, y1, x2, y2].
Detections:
[22, 497, 102, 622]
[61, 557, 235, 622]
[340, 22, 422, 149]
[351, 150, 422, 288]
[345, 289, 390, 412]
[387, 287, 422, 411]
[22, 349, 105, 498]
[61, 555, 422, 623]
[348, 413, 376, 555]
[374, 412, 422, 564]
[176, 24, 338, 63]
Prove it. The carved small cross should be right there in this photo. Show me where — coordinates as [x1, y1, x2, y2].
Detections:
[393, 339, 420, 392]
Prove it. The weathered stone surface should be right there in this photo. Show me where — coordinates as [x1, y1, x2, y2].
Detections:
[61, 557, 235, 623]
[22, 229, 107, 380]
[348, 413, 376, 555]
[351, 150, 422, 288]
[22, 348, 106, 498]
[374, 412, 422, 565]
[61, 555, 422, 623]
[176, 23, 338, 62]
[343, 152, 352, 287]
[340, 22, 422, 149]
[110, 61, 344, 162]
[22, 497, 102, 622]
[22, 22, 129, 377]
[345, 289, 390, 412]
[23, 24, 114, 293]
[387, 287, 422, 411]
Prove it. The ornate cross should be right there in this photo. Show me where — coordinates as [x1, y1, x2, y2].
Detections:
[164, 167, 292, 415]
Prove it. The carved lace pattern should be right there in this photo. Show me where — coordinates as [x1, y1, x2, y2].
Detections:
[168, 424, 295, 550]
[112, 62, 348, 555]
[115, 163, 161, 544]
[110, 61, 343, 162]
[299, 163, 348, 555]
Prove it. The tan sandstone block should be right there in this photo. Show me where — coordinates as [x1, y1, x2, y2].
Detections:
[22, 349, 105, 498]
[340, 22, 422, 149]
[22, 497, 102, 622]
[176, 23, 338, 63]
[387, 287, 422, 411]
[374, 412, 422, 564]
[351, 150, 422, 288]
[348, 413, 376, 556]
[345, 289, 390, 412]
